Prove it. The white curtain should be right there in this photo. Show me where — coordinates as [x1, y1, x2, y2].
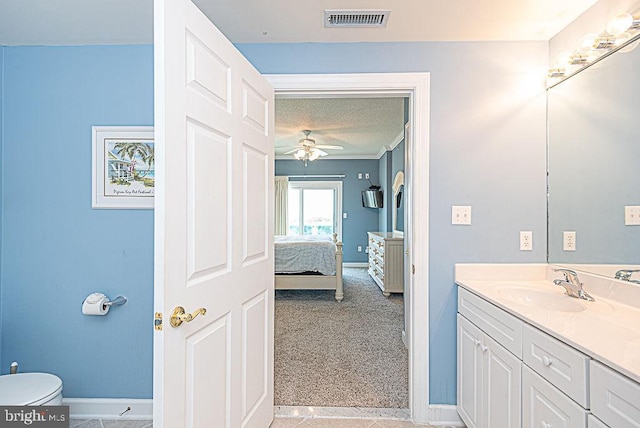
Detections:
[275, 176, 289, 235]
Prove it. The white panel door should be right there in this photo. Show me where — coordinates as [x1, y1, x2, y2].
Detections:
[153, 1, 274, 427]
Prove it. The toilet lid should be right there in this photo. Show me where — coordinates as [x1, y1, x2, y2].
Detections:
[0, 373, 63, 405]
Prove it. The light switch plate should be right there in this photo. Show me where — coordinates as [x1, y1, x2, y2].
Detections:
[625, 206, 640, 225]
[452, 206, 472, 225]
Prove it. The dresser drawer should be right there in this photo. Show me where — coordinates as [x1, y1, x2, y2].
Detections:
[590, 360, 640, 428]
[523, 366, 587, 428]
[458, 287, 522, 358]
[523, 323, 589, 408]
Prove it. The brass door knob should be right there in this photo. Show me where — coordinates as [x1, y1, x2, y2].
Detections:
[170, 306, 207, 328]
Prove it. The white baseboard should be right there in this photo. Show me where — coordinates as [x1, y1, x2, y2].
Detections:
[428, 404, 464, 426]
[343, 262, 368, 268]
[64, 398, 153, 421]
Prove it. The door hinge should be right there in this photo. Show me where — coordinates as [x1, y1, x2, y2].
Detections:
[154, 312, 163, 331]
[412, 264, 416, 274]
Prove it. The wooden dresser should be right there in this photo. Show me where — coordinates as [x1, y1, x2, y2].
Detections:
[367, 232, 404, 296]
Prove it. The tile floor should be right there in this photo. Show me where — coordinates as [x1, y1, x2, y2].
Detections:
[70, 417, 452, 428]
[270, 417, 445, 427]
[70, 420, 153, 428]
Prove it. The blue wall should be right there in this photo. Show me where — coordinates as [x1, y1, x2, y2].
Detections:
[1, 45, 154, 398]
[239, 41, 548, 404]
[275, 159, 379, 263]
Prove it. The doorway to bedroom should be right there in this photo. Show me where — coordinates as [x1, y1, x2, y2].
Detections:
[270, 72, 428, 420]
[273, 102, 409, 409]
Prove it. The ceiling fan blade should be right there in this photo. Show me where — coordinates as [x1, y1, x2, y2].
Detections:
[315, 145, 344, 150]
[282, 148, 302, 155]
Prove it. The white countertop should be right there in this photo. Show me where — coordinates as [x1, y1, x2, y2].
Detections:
[455, 263, 640, 384]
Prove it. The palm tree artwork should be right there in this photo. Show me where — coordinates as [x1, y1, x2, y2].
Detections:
[112, 140, 155, 188]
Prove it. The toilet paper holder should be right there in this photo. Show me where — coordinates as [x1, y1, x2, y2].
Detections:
[104, 295, 127, 307]
[82, 292, 127, 316]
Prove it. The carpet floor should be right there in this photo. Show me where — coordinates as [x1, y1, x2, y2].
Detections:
[274, 267, 408, 408]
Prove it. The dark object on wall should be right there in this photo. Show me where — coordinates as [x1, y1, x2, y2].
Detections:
[362, 189, 384, 208]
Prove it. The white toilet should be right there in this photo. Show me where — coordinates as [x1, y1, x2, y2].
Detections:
[0, 373, 63, 405]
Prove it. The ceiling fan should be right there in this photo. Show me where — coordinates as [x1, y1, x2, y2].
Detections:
[282, 130, 343, 166]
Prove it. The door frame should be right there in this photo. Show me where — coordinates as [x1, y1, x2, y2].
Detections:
[266, 73, 430, 424]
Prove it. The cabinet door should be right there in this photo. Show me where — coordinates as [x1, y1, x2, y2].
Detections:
[523, 366, 587, 428]
[484, 333, 522, 428]
[458, 314, 484, 428]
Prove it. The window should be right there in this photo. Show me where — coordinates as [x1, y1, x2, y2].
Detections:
[287, 181, 342, 240]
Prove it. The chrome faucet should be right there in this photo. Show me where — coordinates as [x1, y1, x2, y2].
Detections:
[552, 268, 595, 301]
[614, 269, 640, 284]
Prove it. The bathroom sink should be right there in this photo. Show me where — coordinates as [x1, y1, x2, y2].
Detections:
[496, 286, 586, 312]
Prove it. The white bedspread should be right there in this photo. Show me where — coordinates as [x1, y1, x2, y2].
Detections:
[274, 235, 336, 275]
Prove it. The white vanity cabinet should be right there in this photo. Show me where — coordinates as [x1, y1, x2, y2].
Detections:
[458, 284, 640, 428]
[457, 288, 522, 428]
[367, 232, 404, 296]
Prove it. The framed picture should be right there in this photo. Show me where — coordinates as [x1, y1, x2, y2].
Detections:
[92, 126, 155, 209]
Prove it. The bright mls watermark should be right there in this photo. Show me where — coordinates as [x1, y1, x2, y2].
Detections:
[0, 407, 69, 427]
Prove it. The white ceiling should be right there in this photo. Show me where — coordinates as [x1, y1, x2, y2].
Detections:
[0, 0, 599, 46]
[275, 98, 405, 159]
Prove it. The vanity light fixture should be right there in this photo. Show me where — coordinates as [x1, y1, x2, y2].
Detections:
[547, 9, 640, 87]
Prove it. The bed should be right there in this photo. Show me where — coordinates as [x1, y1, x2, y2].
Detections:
[274, 233, 344, 301]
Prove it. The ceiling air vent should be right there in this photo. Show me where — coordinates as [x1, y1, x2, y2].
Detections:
[324, 10, 391, 28]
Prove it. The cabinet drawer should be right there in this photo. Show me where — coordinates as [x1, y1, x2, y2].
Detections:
[523, 323, 589, 408]
[590, 360, 640, 428]
[458, 288, 522, 358]
[523, 366, 587, 428]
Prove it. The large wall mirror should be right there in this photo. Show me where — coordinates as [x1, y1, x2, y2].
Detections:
[547, 36, 640, 278]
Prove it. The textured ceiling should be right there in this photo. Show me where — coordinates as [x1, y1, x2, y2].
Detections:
[275, 98, 406, 158]
[0, 0, 600, 45]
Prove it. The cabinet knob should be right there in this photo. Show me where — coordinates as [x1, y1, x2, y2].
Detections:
[480, 344, 488, 352]
[474, 339, 481, 347]
[541, 422, 551, 428]
[542, 356, 553, 367]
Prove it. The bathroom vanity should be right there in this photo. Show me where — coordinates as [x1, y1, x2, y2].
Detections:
[455, 264, 640, 428]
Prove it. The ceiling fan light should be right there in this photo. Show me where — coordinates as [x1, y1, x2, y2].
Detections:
[294, 149, 306, 160]
[309, 150, 321, 161]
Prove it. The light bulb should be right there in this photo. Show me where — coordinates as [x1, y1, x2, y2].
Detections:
[606, 13, 633, 36]
[579, 33, 598, 52]
[547, 67, 566, 78]
[554, 51, 573, 68]
[309, 150, 321, 161]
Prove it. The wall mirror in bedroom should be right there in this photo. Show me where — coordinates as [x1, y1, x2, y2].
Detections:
[272, 94, 412, 410]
